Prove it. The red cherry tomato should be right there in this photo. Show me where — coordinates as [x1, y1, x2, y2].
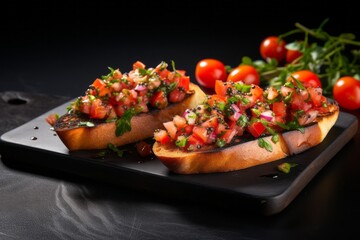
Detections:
[286, 49, 302, 63]
[333, 76, 360, 110]
[226, 65, 260, 85]
[260, 36, 287, 63]
[288, 70, 322, 88]
[195, 59, 227, 88]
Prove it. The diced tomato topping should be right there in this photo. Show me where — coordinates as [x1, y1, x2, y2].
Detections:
[173, 115, 187, 130]
[308, 87, 323, 107]
[112, 69, 122, 79]
[133, 61, 146, 70]
[90, 99, 110, 119]
[206, 94, 227, 107]
[169, 88, 186, 103]
[247, 121, 266, 138]
[290, 92, 304, 111]
[178, 76, 190, 91]
[215, 80, 231, 96]
[201, 116, 219, 129]
[220, 128, 238, 143]
[46, 113, 58, 126]
[192, 126, 209, 143]
[154, 129, 171, 145]
[150, 91, 168, 109]
[250, 85, 264, 100]
[186, 134, 205, 150]
[272, 101, 286, 117]
[92, 78, 111, 97]
[163, 121, 178, 139]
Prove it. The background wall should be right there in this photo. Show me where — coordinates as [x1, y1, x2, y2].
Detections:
[1, 0, 359, 97]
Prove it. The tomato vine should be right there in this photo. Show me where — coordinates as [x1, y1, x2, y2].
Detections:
[235, 19, 360, 96]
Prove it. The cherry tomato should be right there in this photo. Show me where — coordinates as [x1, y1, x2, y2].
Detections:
[227, 65, 260, 85]
[136, 141, 152, 157]
[288, 70, 322, 88]
[333, 76, 360, 110]
[195, 59, 227, 88]
[260, 36, 287, 63]
[286, 49, 302, 63]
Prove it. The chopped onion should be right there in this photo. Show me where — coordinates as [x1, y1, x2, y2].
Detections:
[183, 109, 196, 125]
[134, 84, 147, 91]
[230, 111, 241, 121]
[231, 104, 240, 113]
[306, 110, 318, 124]
[260, 110, 274, 122]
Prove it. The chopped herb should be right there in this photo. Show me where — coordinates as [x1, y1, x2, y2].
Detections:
[138, 68, 152, 76]
[234, 82, 251, 93]
[115, 108, 136, 136]
[216, 138, 226, 148]
[236, 115, 248, 127]
[277, 162, 298, 173]
[95, 150, 108, 158]
[175, 136, 187, 147]
[171, 60, 181, 77]
[271, 133, 280, 143]
[276, 120, 305, 133]
[159, 61, 168, 71]
[252, 108, 261, 117]
[107, 143, 124, 157]
[240, 97, 250, 105]
[258, 137, 273, 152]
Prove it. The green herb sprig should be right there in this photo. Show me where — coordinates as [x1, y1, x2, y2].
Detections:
[234, 19, 360, 96]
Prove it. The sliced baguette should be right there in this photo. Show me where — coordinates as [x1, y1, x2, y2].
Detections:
[153, 104, 339, 174]
[54, 83, 206, 151]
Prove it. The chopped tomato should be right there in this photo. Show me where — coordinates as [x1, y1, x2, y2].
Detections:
[112, 69, 122, 79]
[150, 91, 168, 109]
[92, 78, 111, 97]
[133, 61, 146, 70]
[220, 128, 238, 143]
[90, 99, 110, 119]
[247, 121, 266, 138]
[272, 102, 286, 117]
[154, 129, 171, 144]
[173, 115, 187, 130]
[46, 113, 58, 126]
[272, 101, 287, 124]
[215, 80, 231, 96]
[308, 87, 323, 107]
[169, 88, 186, 103]
[201, 116, 219, 129]
[163, 121, 178, 139]
[206, 94, 227, 107]
[250, 85, 264, 100]
[178, 76, 190, 91]
[192, 126, 209, 143]
[186, 134, 205, 150]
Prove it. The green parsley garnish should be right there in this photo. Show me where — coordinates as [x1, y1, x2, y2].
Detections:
[277, 162, 298, 173]
[258, 137, 273, 152]
[115, 108, 136, 137]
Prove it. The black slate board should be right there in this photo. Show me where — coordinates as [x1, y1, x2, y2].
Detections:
[0, 98, 358, 215]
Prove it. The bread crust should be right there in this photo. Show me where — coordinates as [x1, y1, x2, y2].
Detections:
[153, 104, 339, 174]
[55, 83, 206, 151]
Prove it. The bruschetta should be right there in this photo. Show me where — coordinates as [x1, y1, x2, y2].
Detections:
[152, 79, 339, 174]
[49, 61, 206, 151]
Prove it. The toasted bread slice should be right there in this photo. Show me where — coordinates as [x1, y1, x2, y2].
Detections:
[55, 83, 206, 151]
[153, 104, 339, 174]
